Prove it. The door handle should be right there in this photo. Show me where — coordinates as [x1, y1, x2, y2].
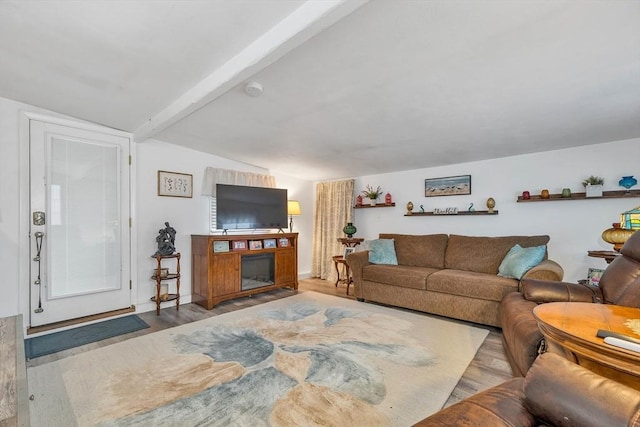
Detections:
[33, 231, 44, 313]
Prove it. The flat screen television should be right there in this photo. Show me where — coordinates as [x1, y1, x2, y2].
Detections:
[216, 184, 288, 231]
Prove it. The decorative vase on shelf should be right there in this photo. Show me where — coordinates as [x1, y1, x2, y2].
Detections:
[486, 197, 495, 213]
[343, 222, 357, 238]
[406, 201, 414, 215]
[540, 189, 550, 199]
[601, 223, 634, 252]
[356, 195, 363, 207]
[385, 193, 392, 205]
[619, 176, 637, 193]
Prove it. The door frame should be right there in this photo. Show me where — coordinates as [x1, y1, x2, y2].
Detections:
[18, 111, 138, 331]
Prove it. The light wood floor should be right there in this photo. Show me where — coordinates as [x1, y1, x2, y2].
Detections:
[27, 278, 514, 408]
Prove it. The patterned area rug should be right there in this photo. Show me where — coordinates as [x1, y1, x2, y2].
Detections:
[28, 292, 489, 426]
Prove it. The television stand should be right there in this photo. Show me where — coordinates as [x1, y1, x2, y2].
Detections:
[191, 233, 298, 309]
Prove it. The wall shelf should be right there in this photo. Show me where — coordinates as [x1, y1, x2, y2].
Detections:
[517, 189, 640, 202]
[404, 210, 498, 217]
[354, 203, 395, 209]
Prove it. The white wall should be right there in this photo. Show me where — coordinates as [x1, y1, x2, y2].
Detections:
[1, 94, 638, 320]
[271, 173, 314, 278]
[351, 139, 640, 282]
[135, 140, 314, 312]
[0, 97, 314, 323]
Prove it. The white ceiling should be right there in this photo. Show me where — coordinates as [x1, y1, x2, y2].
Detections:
[1, 0, 639, 181]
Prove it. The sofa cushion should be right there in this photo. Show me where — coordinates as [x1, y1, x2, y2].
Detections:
[498, 244, 546, 280]
[362, 265, 438, 290]
[445, 235, 550, 275]
[427, 269, 519, 301]
[379, 233, 449, 268]
[368, 239, 398, 265]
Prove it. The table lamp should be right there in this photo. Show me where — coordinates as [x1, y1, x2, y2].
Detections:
[287, 200, 301, 233]
[602, 206, 639, 252]
[620, 206, 640, 230]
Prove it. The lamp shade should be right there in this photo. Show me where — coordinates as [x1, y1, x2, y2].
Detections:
[287, 200, 301, 216]
[620, 206, 640, 230]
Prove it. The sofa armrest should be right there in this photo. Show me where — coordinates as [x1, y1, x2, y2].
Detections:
[345, 251, 369, 299]
[521, 259, 564, 282]
[524, 353, 640, 427]
[521, 279, 600, 303]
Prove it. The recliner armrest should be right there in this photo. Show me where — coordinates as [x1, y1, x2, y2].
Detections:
[521, 279, 599, 303]
[524, 353, 640, 427]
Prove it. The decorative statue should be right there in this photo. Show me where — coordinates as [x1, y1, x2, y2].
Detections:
[406, 201, 414, 215]
[486, 197, 496, 213]
[154, 222, 177, 256]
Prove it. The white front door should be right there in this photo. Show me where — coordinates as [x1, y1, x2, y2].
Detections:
[29, 119, 131, 326]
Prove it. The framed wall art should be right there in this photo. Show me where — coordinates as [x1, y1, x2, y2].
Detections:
[425, 175, 471, 197]
[158, 170, 193, 198]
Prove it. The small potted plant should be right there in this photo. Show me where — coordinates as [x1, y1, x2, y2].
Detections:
[582, 175, 604, 198]
[362, 185, 382, 206]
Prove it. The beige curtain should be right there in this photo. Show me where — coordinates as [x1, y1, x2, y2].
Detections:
[201, 167, 276, 196]
[312, 179, 355, 283]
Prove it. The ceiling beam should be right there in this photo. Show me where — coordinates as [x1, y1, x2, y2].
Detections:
[133, 0, 370, 142]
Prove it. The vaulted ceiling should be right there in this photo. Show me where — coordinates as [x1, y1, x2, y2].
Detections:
[1, 0, 638, 181]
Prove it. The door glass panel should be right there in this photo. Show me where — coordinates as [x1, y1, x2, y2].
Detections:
[49, 137, 121, 298]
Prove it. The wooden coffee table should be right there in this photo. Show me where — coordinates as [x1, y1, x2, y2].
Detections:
[533, 302, 640, 390]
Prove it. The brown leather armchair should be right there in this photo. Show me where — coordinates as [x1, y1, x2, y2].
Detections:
[414, 352, 640, 427]
[500, 230, 640, 376]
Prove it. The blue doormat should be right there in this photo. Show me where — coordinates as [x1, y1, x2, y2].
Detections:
[25, 315, 149, 359]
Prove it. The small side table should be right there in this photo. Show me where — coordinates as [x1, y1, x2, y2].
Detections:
[332, 255, 352, 295]
[151, 253, 181, 315]
[588, 250, 620, 264]
[337, 238, 364, 248]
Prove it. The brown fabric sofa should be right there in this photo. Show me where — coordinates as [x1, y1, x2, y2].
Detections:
[347, 234, 563, 327]
[500, 230, 640, 377]
[414, 352, 640, 427]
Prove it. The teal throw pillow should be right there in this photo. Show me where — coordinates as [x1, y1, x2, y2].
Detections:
[498, 244, 546, 280]
[368, 239, 398, 265]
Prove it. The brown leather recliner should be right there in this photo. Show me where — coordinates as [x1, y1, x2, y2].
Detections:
[500, 230, 640, 376]
[414, 352, 640, 427]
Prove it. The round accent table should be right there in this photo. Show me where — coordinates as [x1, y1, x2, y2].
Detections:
[587, 250, 620, 264]
[533, 302, 640, 390]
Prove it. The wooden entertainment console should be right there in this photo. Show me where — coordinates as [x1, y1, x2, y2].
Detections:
[191, 233, 298, 309]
